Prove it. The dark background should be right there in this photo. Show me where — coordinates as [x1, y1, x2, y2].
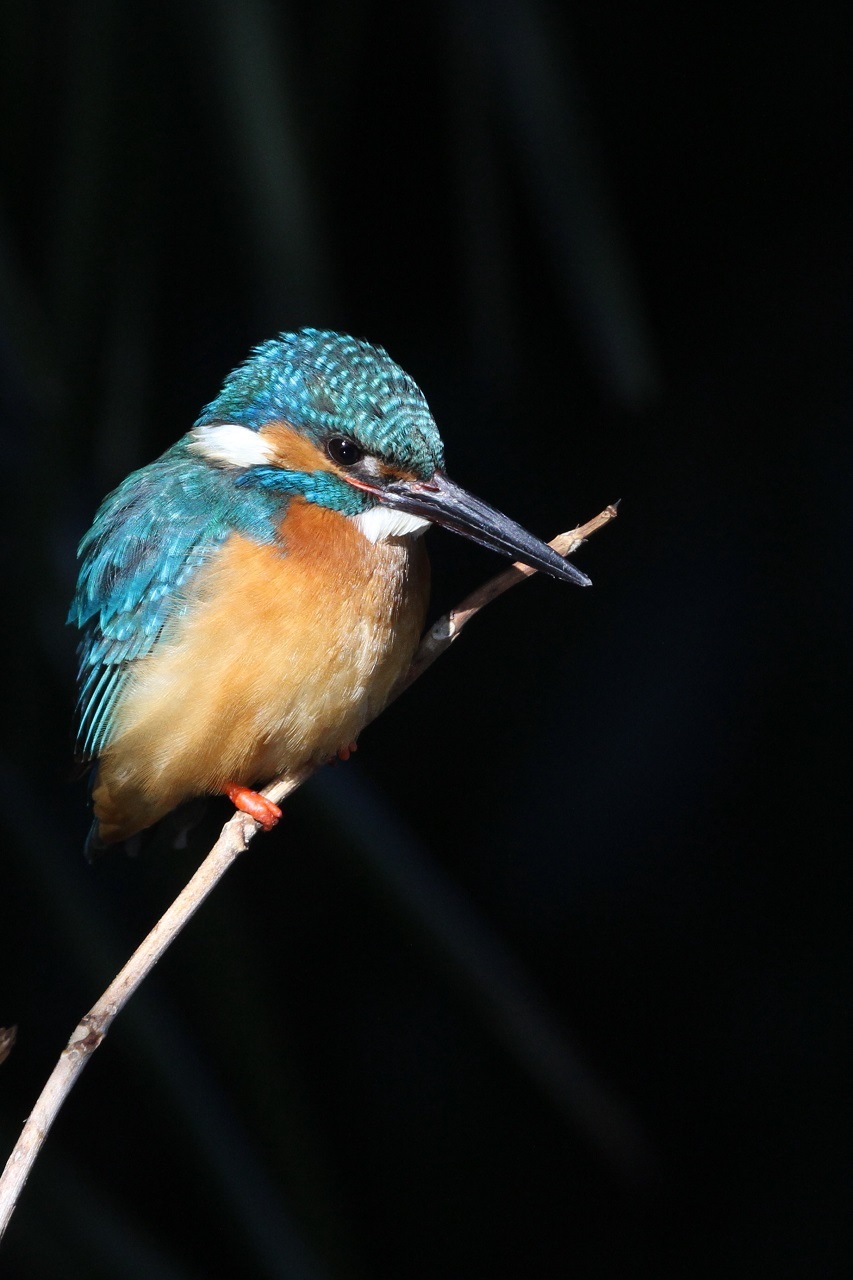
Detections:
[1, 2, 849, 1276]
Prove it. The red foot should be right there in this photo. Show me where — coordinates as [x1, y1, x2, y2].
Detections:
[336, 741, 359, 762]
[224, 783, 282, 830]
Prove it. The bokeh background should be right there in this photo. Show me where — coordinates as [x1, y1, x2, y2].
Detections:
[1, 2, 849, 1276]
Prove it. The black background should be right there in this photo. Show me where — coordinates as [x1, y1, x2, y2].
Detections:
[1, 2, 849, 1276]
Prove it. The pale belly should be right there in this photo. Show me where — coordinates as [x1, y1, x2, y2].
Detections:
[92, 505, 429, 841]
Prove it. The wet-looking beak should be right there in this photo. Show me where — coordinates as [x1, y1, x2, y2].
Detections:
[377, 471, 591, 586]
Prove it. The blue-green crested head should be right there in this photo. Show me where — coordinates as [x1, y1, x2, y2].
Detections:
[195, 328, 445, 479]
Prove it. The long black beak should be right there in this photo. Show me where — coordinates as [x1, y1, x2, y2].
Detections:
[378, 471, 591, 586]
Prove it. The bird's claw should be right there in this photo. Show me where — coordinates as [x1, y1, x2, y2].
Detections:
[224, 783, 282, 830]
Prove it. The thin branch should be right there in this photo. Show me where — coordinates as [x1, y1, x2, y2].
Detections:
[400, 502, 618, 691]
[0, 503, 616, 1241]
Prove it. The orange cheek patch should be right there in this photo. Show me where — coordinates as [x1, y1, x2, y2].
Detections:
[259, 422, 424, 487]
[259, 422, 336, 473]
[375, 462, 421, 484]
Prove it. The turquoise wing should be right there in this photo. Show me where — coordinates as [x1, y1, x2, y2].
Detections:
[68, 442, 280, 761]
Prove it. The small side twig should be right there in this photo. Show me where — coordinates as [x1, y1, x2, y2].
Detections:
[0, 503, 616, 1241]
[0, 1029, 16, 1067]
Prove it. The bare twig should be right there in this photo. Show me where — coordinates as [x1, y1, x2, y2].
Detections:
[401, 502, 618, 690]
[0, 504, 616, 1241]
[0, 1029, 16, 1067]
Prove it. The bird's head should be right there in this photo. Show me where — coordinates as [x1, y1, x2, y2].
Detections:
[189, 329, 589, 586]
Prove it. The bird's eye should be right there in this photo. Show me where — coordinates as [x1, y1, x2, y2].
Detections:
[327, 437, 363, 467]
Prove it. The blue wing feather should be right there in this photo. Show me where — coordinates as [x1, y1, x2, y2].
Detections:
[68, 440, 284, 761]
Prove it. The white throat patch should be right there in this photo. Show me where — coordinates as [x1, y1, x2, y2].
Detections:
[353, 506, 431, 543]
[188, 423, 275, 468]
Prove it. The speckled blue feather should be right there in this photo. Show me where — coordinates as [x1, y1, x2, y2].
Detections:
[68, 440, 291, 759]
[69, 330, 444, 761]
[197, 329, 445, 477]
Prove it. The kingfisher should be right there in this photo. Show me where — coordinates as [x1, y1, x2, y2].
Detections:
[69, 329, 589, 850]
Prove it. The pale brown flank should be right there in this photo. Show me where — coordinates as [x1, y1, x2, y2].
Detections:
[91, 428, 430, 842]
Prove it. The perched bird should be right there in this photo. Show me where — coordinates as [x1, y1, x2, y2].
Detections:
[69, 329, 589, 850]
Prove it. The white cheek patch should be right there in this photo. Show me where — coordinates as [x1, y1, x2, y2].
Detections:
[188, 423, 275, 468]
[353, 506, 431, 543]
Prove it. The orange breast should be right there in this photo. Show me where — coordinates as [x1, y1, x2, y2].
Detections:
[92, 501, 429, 841]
